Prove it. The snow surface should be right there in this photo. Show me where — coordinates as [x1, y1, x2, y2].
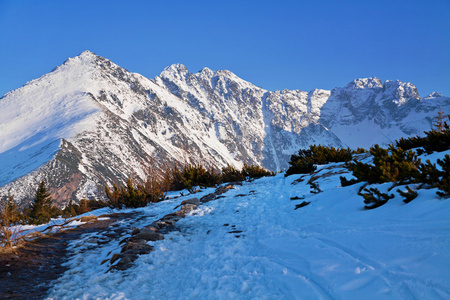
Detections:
[0, 51, 101, 185]
[45, 154, 450, 299]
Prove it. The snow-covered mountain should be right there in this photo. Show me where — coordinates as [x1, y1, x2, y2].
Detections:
[0, 51, 448, 206]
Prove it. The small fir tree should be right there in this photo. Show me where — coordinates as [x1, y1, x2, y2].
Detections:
[63, 199, 77, 218]
[29, 180, 53, 225]
[433, 108, 448, 133]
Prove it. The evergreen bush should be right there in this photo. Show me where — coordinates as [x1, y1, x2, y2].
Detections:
[352, 147, 367, 154]
[416, 160, 441, 186]
[105, 176, 167, 209]
[0, 195, 22, 249]
[309, 182, 322, 194]
[221, 164, 245, 183]
[286, 145, 352, 176]
[340, 176, 359, 187]
[180, 164, 221, 191]
[395, 135, 427, 151]
[397, 186, 418, 203]
[242, 163, 275, 179]
[436, 155, 450, 197]
[423, 129, 450, 154]
[347, 144, 421, 184]
[361, 188, 394, 209]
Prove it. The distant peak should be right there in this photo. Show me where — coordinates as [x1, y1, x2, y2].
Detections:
[164, 63, 188, 73]
[346, 77, 383, 89]
[199, 67, 214, 74]
[384, 79, 420, 100]
[159, 64, 190, 80]
[52, 51, 98, 73]
[216, 69, 234, 77]
[70, 50, 99, 61]
[80, 50, 95, 56]
[424, 91, 444, 99]
[200, 67, 212, 72]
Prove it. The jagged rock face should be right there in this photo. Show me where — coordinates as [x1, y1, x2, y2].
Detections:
[0, 51, 448, 206]
[155, 65, 341, 171]
[319, 77, 449, 148]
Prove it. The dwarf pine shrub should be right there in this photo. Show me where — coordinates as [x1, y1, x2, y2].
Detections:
[397, 186, 418, 203]
[180, 164, 221, 191]
[105, 176, 167, 209]
[309, 182, 322, 194]
[347, 144, 421, 185]
[436, 155, 450, 197]
[339, 176, 359, 187]
[423, 129, 450, 154]
[221, 164, 245, 183]
[286, 145, 352, 176]
[361, 188, 394, 209]
[242, 163, 275, 179]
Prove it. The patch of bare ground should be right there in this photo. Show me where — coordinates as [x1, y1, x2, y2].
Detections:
[0, 212, 138, 300]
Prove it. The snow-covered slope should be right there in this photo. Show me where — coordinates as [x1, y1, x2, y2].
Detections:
[45, 150, 450, 299]
[0, 51, 448, 206]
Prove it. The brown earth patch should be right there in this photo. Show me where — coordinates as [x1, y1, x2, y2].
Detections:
[0, 212, 138, 300]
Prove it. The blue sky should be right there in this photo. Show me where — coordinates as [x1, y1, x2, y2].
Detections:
[0, 0, 449, 97]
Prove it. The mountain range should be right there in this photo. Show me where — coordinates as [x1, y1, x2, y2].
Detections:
[0, 51, 448, 206]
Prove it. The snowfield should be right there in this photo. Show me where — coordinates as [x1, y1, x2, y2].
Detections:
[45, 156, 450, 299]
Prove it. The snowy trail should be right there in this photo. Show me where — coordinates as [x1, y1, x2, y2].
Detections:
[47, 173, 450, 299]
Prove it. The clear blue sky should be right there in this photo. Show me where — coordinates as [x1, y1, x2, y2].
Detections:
[0, 0, 449, 97]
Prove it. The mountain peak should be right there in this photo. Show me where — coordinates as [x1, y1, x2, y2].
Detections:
[159, 64, 190, 82]
[55, 50, 98, 72]
[163, 63, 189, 73]
[79, 50, 96, 57]
[198, 67, 214, 76]
[424, 91, 444, 99]
[383, 79, 420, 101]
[346, 77, 383, 90]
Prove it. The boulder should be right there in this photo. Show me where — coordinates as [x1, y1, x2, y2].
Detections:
[130, 229, 164, 242]
[121, 241, 154, 255]
[174, 197, 200, 209]
[181, 198, 200, 206]
[200, 194, 216, 203]
[176, 204, 198, 216]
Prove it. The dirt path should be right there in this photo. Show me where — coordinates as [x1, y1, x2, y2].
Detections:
[0, 212, 138, 300]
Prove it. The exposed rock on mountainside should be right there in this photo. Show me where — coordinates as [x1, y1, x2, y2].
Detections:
[0, 51, 448, 206]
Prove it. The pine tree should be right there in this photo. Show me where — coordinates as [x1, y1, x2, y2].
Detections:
[433, 108, 447, 133]
[79, 198, 90, 214]
[105, 183, 121, 207]
[29, 180, 53, 225]
[63, 199, 77, 218]
[6, 193, 19, 224]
